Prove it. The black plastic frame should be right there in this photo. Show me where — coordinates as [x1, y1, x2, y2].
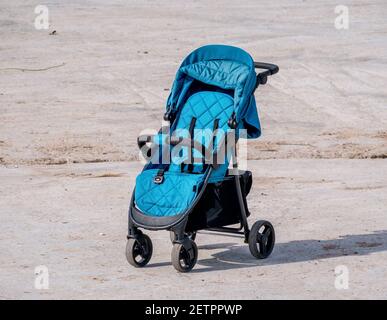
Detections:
[254, 61, 279, 86]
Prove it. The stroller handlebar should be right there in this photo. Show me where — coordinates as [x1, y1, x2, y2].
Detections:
[254, 61, 279, 86]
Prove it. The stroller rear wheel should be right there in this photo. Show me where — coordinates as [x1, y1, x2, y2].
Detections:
[248, 220, 275, 259]
[171, 239, 198, 272]
[126, 234, 153, 267]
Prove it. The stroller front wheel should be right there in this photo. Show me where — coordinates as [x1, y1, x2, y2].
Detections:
[126, 234, 153, 267]
[171, 240, 198, 272]
[248, 220, 275, 259]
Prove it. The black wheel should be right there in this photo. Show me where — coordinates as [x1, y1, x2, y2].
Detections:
[169, 231, 196, 242]
[126, 234, 153, 267]
[171, 240, 198, 272]
[248, 220, 275, 259]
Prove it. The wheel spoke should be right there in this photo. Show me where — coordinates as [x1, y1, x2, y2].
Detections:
[133, 250, 140, 258]
[180, 248, 190, 268]
[264, 226, 271, 238]
[133, 243, 142, 257]
[259, 240, 267, 256]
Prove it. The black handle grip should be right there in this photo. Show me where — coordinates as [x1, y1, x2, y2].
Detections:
[254, 62, 279, 86]
[254, 62, 279, 75]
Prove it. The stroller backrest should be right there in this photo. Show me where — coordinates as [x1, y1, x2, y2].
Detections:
[169, 90, 234, 174]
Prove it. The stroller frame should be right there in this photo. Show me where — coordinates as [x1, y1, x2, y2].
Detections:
[126, 46, 279, 272]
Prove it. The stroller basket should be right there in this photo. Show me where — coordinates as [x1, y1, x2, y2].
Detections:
[186, 171, 252, 232]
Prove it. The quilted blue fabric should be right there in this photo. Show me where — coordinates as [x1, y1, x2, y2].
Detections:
[169, 91, 234, 173]
[180, 60, 249, 90]
[135, 169, 205, 217]
[135, 91, 233, 217]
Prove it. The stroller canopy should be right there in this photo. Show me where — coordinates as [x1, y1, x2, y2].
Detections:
[167, 45, 262, 138]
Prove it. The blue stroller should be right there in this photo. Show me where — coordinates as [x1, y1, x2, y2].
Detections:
[126, 45, 279, 272]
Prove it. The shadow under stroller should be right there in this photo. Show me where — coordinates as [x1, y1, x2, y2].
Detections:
[126, 45, 279, 272]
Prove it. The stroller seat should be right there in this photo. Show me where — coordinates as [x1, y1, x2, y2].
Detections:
[135, 91, 234, 217]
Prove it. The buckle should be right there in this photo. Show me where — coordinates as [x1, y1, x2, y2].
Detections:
[153, 169, 165, 184]
[154, 175, 163, 184]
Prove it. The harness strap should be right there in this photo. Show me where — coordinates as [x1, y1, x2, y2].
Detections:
[179, 117, 220, 173]
[212, 119, 220, 169]
[181, 117, 197, 173]
[188, 117, 197, 172]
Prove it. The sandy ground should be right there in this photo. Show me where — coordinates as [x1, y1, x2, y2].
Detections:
[1, 160, 387, 299]
[0, 0, 387, 299]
